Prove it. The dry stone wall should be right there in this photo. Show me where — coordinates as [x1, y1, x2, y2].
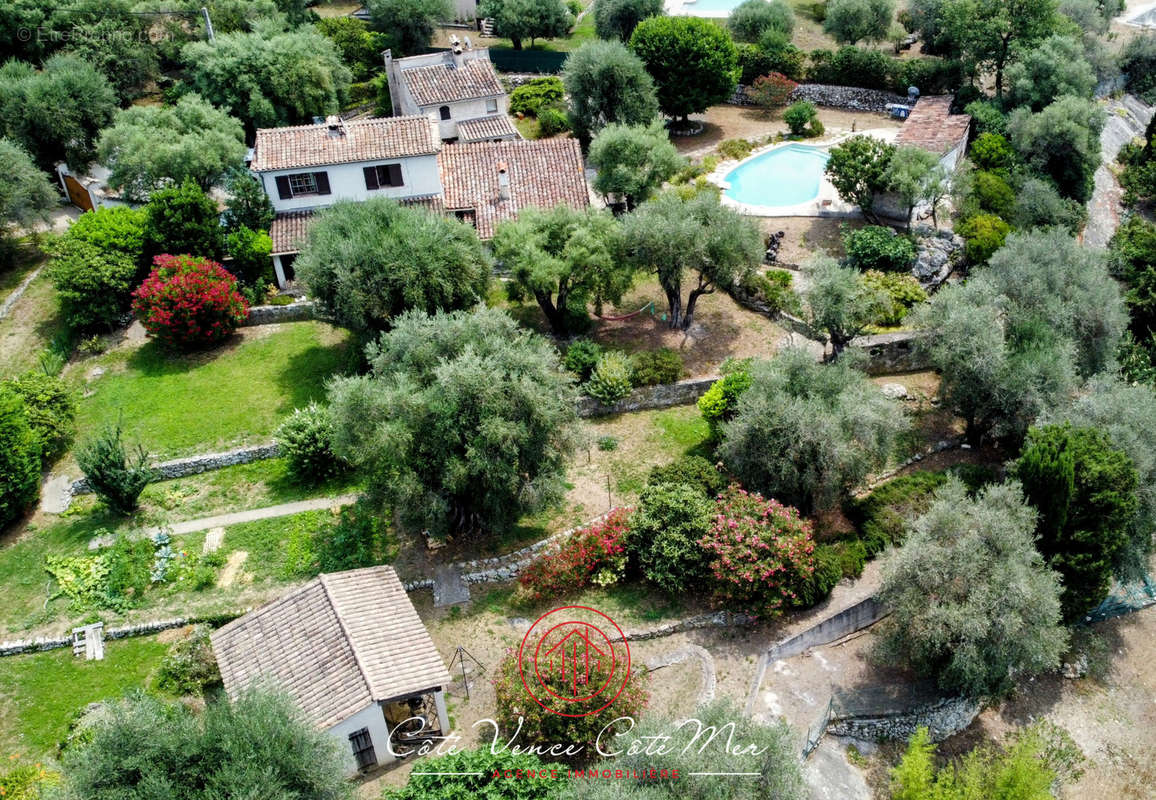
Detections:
[828, 695, 981, 742]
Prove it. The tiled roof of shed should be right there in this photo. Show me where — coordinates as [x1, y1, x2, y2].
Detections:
[210, 566, 451, 729]
[269, 195, 446, 255]
[251, 116, 440, 172]
[457, 114, 520, 142]
[403, 58, 504, 106]
[438, 138, 589, 238]
[895, 95, 971, 155]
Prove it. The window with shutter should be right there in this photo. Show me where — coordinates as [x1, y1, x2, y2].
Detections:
[313, 171, 331, 195]
[386, 163, 403, 187]
[349, 728, 377, 770]
[439, 105, 451, 120]
[287, 173, 317, 196]
[275, 175, 292, 200]
[363, 166, 379, 190]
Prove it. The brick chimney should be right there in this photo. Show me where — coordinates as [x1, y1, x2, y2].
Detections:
[497, 161, 510, 201]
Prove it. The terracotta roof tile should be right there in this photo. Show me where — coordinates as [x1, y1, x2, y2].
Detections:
[269, 210, 315, 255]
[457, 115, 520, 142]
[211, 566, 451, 729]
[439, 139, 589, 238]
[403, 59, 504, 107]
[251, 116, 440, 172]
[895, 96, 971, 156]
[269, 195, 447, 255]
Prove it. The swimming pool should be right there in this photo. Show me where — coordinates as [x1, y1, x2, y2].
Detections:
[722, 144, 831, 208]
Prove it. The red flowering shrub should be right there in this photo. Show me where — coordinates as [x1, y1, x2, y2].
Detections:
[702, 485, 816, 617]
[493, 639, 648, 762]
[132, 254, 248, 349]
[516, 508, 631, 604]
[750, 72, 798, 109]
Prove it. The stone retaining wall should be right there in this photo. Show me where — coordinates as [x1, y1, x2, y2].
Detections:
[243, 301, 317, 326]
[615, 610, 756, 641]
[70, 443, 281, 497]
[0, 612, 242, 657]
[577, 377, 718, 417]
[766, 597, 888, 662]
[828, 695, 981, 742]
[848, 331, 931, 375]
[790, 84, 910, 113]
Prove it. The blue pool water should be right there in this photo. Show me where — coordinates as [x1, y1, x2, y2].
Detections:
[723, 144, 831, 208]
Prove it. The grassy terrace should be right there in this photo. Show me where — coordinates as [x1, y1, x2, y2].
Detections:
[0, 634, 168, 758]
[0, 459, 360, 635]
[71, 322, 353, 459]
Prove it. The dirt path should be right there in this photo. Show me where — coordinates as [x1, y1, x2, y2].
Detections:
[145, 494, 359, 536]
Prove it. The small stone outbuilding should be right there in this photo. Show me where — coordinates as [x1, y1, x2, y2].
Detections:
[211, 566, 451, 775]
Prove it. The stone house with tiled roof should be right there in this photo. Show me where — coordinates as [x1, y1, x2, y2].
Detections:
[384, 44, 514, 142]
[250, 114, 589, 286]
[211, 566, 452, 776]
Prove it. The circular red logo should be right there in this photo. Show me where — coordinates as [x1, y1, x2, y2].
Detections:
[517, 606, 631, 718]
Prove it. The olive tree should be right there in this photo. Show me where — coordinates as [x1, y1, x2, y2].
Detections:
[562, 40, 660, 146]
[0, 139, 56, 253]
[823, 0, 895, 44]
[877, 479, 1068, 698]
[1004, 33, 1096, 111]
[478, 0, 573, 49]
[883, 145, 945, 230]
[588, 120, 684, 210]
[984, 228, 1126, 378]
[365, 0, 452, 54]
[491, 205, 631, 337]
[328, 307, 580, 539]
[718, 347, 908, 513]
[623, 189, 763, 330]
[1007, 95, 1104, 203]
[800, 255, 887, 361]
[296, 199, 490, 336]
[913, 278, 1079, 445]
[728, 0, 795, 42]
[61, 690, 353, 800]
[594, 0, 664, 41]
[97, 94, 247, 202]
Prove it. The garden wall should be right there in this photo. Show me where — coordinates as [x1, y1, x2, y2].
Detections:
[828, 695, 981, 742]
[243, 301, 317, 326]
[0, 613, 242, 657]
[849, 331, 931, 375]
[765, 596, 888, 662]
[729, 83, 910, 112]
[576, 377, 718, 417]
[68, 443, 281, 497]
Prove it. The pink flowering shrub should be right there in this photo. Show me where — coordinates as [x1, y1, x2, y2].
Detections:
[702, 485, 816, 617]
[750, 72, 798, 108]
[132, 254, 248, 349]
[516, 508, 631, 604]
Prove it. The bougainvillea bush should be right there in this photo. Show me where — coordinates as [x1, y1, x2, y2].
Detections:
[132, 254, 248, 349]
[702, 485, 816, 617]
[517, 508, 631, 604]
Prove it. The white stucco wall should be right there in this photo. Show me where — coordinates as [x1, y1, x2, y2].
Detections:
[421, 96, 507, 140]
[326, 702, 394, 776]
[259, 154, 442, 213]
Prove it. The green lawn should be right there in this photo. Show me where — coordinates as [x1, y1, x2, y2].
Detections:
[213, 508, 334, 584]
[0, 634, 168, 758]
[73, 322, 353, 459]
[0, 459, 359, 635]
